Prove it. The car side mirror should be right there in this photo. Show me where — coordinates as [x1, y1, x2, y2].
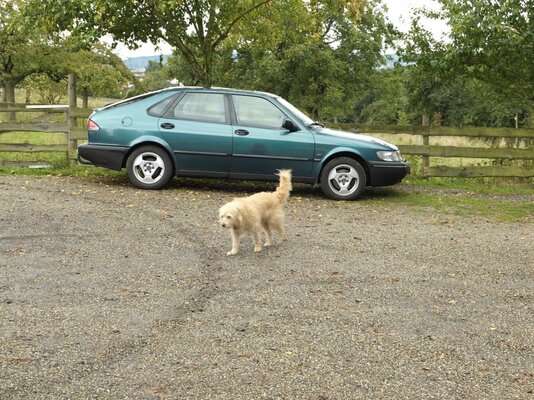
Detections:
[282, 119, 299, 132]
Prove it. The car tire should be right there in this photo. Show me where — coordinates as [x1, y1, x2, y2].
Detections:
[126, 145, 174, 189]
[320, 157, 367, 200]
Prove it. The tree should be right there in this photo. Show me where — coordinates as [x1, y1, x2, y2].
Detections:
[210, 0, 394, 121]
[141, 59, 172, 92]
[400, 0, 533, 127]
[352, 67, 410, 125]
[442, 0, 533, 101]
[67, 45, 137, 105]
[29, 0, 395, 121]
[0, 0, 43, 103]
[1, 1, 135, 108]
[30, 0, 275, 87]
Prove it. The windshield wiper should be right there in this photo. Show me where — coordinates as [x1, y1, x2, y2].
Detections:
[308, 122, 325, 128]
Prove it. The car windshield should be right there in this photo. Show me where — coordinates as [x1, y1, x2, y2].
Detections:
[276, 97, 314, 126]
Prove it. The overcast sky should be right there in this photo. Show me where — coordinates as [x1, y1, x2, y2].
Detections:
[111, 0, 446, 59]
[384, 0, 448, 38]
[383, 0, 443, 31]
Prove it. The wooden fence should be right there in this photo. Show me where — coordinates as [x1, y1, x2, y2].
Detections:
[1, 77, 533, 177]
[333, 123, 534, 178]
[0, 75, 91, 167]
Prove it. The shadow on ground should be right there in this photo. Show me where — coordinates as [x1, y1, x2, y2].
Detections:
[87, 172, 405, 201]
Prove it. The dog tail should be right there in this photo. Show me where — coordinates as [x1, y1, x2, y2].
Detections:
[275, 169, 292, 204]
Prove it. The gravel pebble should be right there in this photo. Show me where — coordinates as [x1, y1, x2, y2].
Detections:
[1, 175, 533, 399]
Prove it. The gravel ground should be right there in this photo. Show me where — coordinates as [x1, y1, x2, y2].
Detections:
[1, 175, 533, 400]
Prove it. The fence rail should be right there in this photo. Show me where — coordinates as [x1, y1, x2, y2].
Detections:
[333, 123, 534, 178]
[1, 81, 533, 177]
[0, 121, 70, 133]
[0, 75, 91, 167]
[336, 123, 534, 139]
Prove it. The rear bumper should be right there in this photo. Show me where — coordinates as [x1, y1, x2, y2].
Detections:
[77, 144, 128, 171]
[368, 161, 410, 186]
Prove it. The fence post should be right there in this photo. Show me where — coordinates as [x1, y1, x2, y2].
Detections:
[422, 114, 430, 177]
[68, 74, 77, 164]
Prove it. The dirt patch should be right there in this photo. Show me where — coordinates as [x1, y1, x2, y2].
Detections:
[1, 175, 533, 399]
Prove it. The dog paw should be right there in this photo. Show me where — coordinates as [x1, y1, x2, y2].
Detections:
[253, 247, 262, 253]
[264, 242, 273, 247]
[227, 250, 237, 256]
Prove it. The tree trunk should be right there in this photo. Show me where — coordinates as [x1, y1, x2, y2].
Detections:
[5, 78, 15, 103]
[82, 90, 89, 109]
[5, 78, 16, 121]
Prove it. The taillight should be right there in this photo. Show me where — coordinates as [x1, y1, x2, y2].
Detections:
[87, 119, 100, 131]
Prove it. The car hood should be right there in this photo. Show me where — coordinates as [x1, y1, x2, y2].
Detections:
[315, 127, 399, 151]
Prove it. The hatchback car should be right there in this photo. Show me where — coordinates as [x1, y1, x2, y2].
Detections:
[78, 87, 409, 200]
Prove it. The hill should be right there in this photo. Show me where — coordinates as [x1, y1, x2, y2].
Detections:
[123, 54, 171, 71]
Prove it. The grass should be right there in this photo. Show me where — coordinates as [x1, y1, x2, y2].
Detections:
[0, 131, 69, 167]
[363, 187, 533, 223]
[373, 175, 534, 222]
[404, 175, 534, 195]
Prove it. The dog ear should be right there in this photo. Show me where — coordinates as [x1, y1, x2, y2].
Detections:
[234, 209, 242, 229]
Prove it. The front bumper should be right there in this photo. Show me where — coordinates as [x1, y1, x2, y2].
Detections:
[368, 160, 410, 186]
[77, 144, 128, 171]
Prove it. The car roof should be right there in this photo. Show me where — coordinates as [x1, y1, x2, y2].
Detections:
[98, 86, 278, 111]
[178, 86, 278, 97]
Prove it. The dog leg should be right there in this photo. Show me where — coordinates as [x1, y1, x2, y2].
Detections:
[264, 226, 273, 247]
[271, 215, 287, 244]
[253, 229, 263, 252]
[227, 229, 241, 256]
[276, 224, 287, 244]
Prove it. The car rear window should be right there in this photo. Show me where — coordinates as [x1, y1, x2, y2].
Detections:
[100, 90, 178, 111]
[147, 94, 178, 116]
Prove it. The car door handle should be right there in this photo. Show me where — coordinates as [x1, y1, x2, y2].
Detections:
[235, 129, 249, 136]
[160, 122, 175, 129]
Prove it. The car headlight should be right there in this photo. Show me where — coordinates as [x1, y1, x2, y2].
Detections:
[377, 150, 402, 162]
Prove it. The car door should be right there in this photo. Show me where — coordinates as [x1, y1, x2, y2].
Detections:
[229, 94, 315, 180]
[158, 92, 232, 176]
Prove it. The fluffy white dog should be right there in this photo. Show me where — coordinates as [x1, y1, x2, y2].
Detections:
[218, 170, 292, 256]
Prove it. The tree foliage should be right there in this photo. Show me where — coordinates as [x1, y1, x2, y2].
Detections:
[29, 0, 276, 87]
[352, 67, 410, 125]
[1, 1, 136, 104]
[142, 59, 173, 92]
[10, 0, 532, 128]
[206, 0, 394, 121]
[26, 0, 394, 120]
[0, 0, 45, 101]
[400, 0, 533, 127]
[68, 45, 136, 100]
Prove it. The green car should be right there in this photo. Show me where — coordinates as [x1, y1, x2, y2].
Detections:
[78, 87, 409, 200]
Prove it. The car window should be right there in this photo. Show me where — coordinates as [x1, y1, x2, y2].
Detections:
[232, 95, 286, 129]
[101, 89, 179, 111]
[172, 93, 226, 123]
[147, 94, 177, 116]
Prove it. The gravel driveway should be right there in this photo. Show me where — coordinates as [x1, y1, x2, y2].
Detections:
[1, 175, 532, 399]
